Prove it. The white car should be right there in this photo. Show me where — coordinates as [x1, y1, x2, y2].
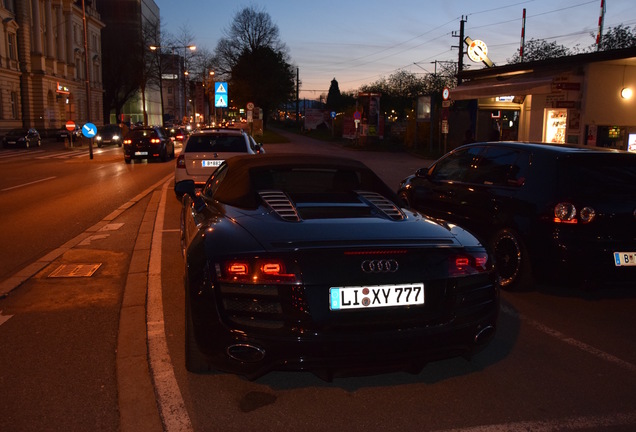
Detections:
[174, 128, 264, 195]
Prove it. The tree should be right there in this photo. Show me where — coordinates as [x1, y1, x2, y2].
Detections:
[507, 38, 572, 63]
[596, 24, 636, 50]
[326, 78, 343, 111]
[214, 6, 296, 125]
[230, 46, 295, 125]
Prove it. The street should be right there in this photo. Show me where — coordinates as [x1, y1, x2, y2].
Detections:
[1, 133, 636, 431]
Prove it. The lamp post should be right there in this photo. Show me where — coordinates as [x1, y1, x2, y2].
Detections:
[205, 70, 215, 125]
[149, 44, 196, 124]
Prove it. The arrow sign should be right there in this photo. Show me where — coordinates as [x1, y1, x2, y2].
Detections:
[82, 122, 97, 138]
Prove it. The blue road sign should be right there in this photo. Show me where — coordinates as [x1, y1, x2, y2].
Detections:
[215, 82, 228, 94]
[82, 122, 97, 138]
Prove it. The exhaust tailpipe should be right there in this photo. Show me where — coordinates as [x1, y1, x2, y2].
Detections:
[226, 344, 265, 363]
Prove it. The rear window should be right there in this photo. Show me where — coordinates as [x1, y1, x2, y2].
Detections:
[185, 134, 247, 153]
[128, 129, 158, 139]
[561, 155, 636, 193]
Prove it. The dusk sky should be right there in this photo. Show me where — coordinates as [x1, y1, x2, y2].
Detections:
[154, 0, 635, 98]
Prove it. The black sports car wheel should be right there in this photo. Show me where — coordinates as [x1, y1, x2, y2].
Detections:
[185, 299, 211, 372]
[491, 228, 532, 291]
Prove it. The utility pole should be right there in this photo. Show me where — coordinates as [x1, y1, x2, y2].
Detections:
[452, 16, 467, 85]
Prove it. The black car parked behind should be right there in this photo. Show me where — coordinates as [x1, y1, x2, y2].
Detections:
[123, 126, 175, 163]
[398, 141, 636, 290]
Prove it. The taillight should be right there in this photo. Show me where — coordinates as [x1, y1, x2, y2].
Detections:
[123, 139, 131, 145]
[449, 251, 491, 276]
[554, 202, 596, 224]
[150, 138, 160, 144]
[216, 258, 301, 284]
[176, 154, 185, 169]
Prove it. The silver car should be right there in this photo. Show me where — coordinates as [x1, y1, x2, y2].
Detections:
[174, 128, 264, 195]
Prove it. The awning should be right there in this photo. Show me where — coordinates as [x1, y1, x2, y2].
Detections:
[450, 77, 554, 100]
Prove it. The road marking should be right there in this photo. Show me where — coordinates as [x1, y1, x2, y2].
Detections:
[0, 310, 13, 326]
[501, 304, 636, 373]
[435, 410, 636, 431]
[147, 180, 193, 432]
[1, 176, 56, 192]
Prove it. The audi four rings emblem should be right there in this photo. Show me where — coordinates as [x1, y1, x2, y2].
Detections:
[361, 259, 399, 273]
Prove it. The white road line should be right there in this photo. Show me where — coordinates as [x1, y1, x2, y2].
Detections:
[435, 410, 636, 432]
[0, 149, 46, 159]
[0, 310, 13, 326]
[1, 176, 57, 192]
[147, 180, 193, 432]
[501, 304, 636, 373]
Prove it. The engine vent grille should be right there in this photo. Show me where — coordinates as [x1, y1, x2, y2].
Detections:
[356, 191, 405, 220]
[259, 190, 301, 221]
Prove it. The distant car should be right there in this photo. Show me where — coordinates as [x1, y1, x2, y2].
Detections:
[95, 124, 122, 147]
[168, 127, 189, 143]
[176, 153, 498, 380]
[56, 126, 81, 142]
[398, 141, 636, 290]
[174, 128, 264, 193]
[122, 126, 175, 163]
[2, 128, 41, 148]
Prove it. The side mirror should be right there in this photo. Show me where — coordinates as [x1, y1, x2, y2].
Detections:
[175, 180, 206, 212]
[175, 180, 196, 198]
[415, 168, 429, 178]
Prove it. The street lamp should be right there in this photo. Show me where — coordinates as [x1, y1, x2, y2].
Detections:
[149, 44, 196, 124]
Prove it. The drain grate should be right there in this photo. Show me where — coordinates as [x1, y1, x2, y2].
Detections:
[49, 263, 102, 278]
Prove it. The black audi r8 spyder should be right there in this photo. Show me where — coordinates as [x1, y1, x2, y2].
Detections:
[176, 153, 499, 380]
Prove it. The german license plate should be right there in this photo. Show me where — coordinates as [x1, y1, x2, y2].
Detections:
[134, 151, 148, 156]
[329, 283, 424, 310]
[202, 160, 223, 167]
[614, 252, 636, 266]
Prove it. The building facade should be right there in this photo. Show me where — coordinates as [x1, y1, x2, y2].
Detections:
[97, 0, 161, 126]
[0, 0, 105, 134]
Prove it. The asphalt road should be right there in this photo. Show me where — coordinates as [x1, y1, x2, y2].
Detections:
[1, 132, 635, 432]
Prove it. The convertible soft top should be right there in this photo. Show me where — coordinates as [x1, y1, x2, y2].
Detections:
[211, 153, 398, 209]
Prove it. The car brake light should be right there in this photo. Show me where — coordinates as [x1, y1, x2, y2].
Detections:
[150, 138, 160, 144]
[176, 154, 186, 168]
[554, 202, 596, 224]
[218, 258, 301, 284]
[449, 252, 490, 276]
[123, 139, 131, 145]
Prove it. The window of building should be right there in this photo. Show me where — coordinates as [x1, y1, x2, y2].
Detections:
[8, 32, 17, 60]
[10, 91, 19, 119]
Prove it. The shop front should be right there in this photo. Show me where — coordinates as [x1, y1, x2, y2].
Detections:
[449, 47, 636, 152]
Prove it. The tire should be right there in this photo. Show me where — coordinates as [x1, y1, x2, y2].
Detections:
[125, 158, 131, 164]
[490, 228, 533, 291]
[185, 298, 211, 372]
[160, 146, 168, 162]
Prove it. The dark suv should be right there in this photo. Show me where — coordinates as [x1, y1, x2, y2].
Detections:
[398, 142, 636, 290]
[123, 126, 174, 163]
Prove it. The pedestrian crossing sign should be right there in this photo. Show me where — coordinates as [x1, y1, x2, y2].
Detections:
[215, 81, 228, 107]
[215, 94, 228, 108]
[215, 82, 227, 94]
